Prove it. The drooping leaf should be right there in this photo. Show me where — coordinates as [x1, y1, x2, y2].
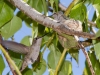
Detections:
[0, 55, 5, 74]
[0, 1, 14, 27]
[70, 2, 87, 22]
[1, 16, 22, 39]
[69, 48, 79, 63]
[58, 60, 72, 75]
[48, 44, 61, 69]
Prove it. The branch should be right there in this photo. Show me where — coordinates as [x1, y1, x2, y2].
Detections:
[7, 0, 96, 39]
[0, 45, 22, 75]
[74, 36, 95, 75]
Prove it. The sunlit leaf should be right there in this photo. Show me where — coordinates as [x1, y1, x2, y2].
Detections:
[0, 1, 14, 27]
[1, 16, 22, 39]
[0, 55, 5, 74]
[96, 17, 100, 28]
[58, 60, 72, 75]
[48, 44, 61, 69]
[70, 2, 87, 22]
[93, 40, 100, 62]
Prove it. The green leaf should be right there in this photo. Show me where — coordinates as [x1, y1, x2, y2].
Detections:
[58, 60, 72, 75]
[38, 24, 45, 36]
[93, 41, 100, 62]
[54, 0, 58, 12]
[22, 69, 33, 75]
[83, 68, 89, 75]
[21, 36, 31, 46]
[27, 0, 43, 12]
[93, 4, 100, 15]
[69, 49, 79, 63]
[96, 17, 100, 28]
[0, 1, 14, 27]
[96, 29, 100, 38]
[48, 44, 61, 69]
[70, 2, 87, 22]
[41, 0, 47, 14]
[58, 35, 78, 49]
[32, 21, 38, 38]
[33, 59, 46, 75]
[0, 55, 5, 74]
[1, 16, 22, 39]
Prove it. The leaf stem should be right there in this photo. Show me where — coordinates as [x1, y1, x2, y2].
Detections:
[54, 48, 68, 75]
[42, 33, 55, 54]
[64, 0, 77, 16]
[0, 45, 22, 75]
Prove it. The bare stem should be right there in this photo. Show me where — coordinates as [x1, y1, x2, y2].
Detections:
[74, 36, 95, 75]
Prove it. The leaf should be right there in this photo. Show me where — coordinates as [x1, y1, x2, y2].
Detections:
[0, 55, 5, 74]
[48, 44, 61, 69]
[1, 16, 22, 39]
[58, 35, 78, 49]
[22, 69, 33, 75]
[58, 60, 72, 75]
[70, 2, 87, 22]
[21, 36, 31, 46]
[32, 21, 38, 38]
[96, 17, 100, 28]
[27, 0, 43, 12]
[54, 0, 58, 12]
[8, 50, 22, 69]
[96, 29, 100, 38]
[38, 24, 45, 36]
[0, 1, 14, 27]
[83, 68, 89, 75]
[33, 59, 46, 75]
[93, 4, 100, 15]
[93, 40, 100, 62]
[69, 49, 79, 63]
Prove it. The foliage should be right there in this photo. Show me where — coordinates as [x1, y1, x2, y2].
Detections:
[0, 0, 100, 75]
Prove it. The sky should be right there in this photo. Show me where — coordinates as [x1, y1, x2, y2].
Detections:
[1, 0, 95, 75]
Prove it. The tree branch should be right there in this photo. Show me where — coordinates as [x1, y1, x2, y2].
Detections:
[7, 0, 95, 39]
[0, 45, 22, 75]
[74, 36, 95, 75]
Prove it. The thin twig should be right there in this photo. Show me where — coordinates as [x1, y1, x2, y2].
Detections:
[0, 45, 22, 75]
[74, 36, 95, 75]
[4, 52, 17, 75]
